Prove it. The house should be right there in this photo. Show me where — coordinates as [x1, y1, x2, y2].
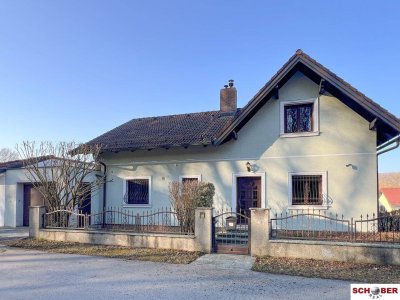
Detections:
[85, 50, 400, 220]
[0, 157, 97, 227]
[379, 188, 400, 212]
[379, 172, 400, 189]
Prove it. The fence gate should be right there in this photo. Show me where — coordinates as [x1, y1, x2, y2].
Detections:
[213, 210, 250, 255]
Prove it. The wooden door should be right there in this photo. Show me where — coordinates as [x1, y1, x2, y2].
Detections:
[237, 177, 261, 218]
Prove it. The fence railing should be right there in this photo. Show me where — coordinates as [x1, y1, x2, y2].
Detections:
[43, 207, 195, 235]
[43, 209, 89, 229]
[271, 209, 400, 244]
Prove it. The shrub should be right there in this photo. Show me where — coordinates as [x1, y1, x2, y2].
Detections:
[169, 181, 215, 232]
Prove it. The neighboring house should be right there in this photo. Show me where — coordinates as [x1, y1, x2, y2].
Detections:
[0, 157, 97, 227]
[379, 172, 400, 189]
[378, 173, 400, 212]
[85, 50, 400, 220]
[379, 188, 400, 212]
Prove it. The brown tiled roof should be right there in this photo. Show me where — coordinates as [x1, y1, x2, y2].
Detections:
[379, 173, 400, 189]
[86, 50, 400, 152]
[87, 110, 240, 152]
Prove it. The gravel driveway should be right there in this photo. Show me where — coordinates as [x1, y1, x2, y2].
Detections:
[0, 245, 352, 300]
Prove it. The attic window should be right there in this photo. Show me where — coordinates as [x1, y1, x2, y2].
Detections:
[280, 98, 319, 137]
[284, 103, 313, 133]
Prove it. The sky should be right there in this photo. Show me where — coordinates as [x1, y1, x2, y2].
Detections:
[0, 0, 399, 172]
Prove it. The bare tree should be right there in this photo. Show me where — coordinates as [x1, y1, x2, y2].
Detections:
[169, 181, 214, 232]
[0, 148, 19, 162]
[17, 141, 105, 212]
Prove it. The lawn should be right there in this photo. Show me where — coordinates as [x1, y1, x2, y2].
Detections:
[4, 238, 203, 264]
[253, 256, 400, 283]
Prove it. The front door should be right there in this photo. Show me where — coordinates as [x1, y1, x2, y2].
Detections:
[237, 177, 261, 218]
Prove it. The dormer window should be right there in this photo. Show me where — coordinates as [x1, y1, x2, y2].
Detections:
[280, 98, 319, 137]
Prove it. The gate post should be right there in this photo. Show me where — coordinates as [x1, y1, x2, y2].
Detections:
[195, 207, 213, 253]
[29, 206, 46, 239]
[250, 208, 270, 257]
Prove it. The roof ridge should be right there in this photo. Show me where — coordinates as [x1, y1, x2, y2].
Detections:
[126, 109, 224, 121]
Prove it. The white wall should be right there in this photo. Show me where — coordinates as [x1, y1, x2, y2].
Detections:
[0, 174, 5, 226]
[1, 168, 101, 227]
[98, 71, 378, 219]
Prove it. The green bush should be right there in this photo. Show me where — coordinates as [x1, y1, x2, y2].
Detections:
[195, 182, 215, 207]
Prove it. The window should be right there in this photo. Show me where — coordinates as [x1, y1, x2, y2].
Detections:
[284, 103, 313, 133]
[288, 172, 327, 207]
[179, 175, 201, 184]
[123, 177, 151, 206]
[182, 177, 199, 184]
[280, 98, 319, 136]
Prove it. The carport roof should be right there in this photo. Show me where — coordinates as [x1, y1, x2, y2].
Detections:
[0, 156, 55, 173]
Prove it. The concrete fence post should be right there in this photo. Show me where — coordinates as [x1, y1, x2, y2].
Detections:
[29, 206, 46, 239]
[195, 207, 213, 253]
[250, 208, 270, 257]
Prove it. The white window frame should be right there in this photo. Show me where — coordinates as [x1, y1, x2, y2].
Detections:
[280, 97, 319, 137]
[231, 172, 266, 213]
[288, 171, 328, 209]
[179, 175, 202, 182]
[122, 176, 152, 208]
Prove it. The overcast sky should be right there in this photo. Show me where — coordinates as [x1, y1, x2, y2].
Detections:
[0, 0, 399, 172]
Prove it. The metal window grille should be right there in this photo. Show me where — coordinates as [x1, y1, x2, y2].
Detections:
[125, 179, 149, 205]
[292, 175, 322, 205]
[284, 103, 313, 133]
[181, 178, 199, 184]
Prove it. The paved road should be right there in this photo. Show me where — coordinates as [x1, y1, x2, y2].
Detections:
[0, 227, 28, 242]
[0, 227, 352, 300]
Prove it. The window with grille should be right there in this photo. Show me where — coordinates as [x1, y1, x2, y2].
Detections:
[284, 103, 313, 133]
[280, 99, 319, 136]
[291, 175, 323, 205]
[182, 177, 199, 184]
[125, 178, 150, 205]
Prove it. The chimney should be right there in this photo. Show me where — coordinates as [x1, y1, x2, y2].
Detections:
[220, 79, 237, 112]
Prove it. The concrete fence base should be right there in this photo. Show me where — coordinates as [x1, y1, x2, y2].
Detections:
[30, 206, 400, 264]
[39, 229, 203, 252]
[30, 206, 213, 253]
[249, 208, 400, 266]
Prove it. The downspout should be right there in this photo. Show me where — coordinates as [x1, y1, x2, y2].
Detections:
[376, 134, 400, 214]
[99, 162, 107, 227]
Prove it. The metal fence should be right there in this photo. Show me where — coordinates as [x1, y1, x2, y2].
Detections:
[44, 209, 89, 229]
[43, 207, 195, 235]
[213, 208, 250, 247]
[270, 209, 400, 244]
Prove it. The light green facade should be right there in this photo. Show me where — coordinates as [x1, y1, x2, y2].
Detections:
[99, 71, 378, 219]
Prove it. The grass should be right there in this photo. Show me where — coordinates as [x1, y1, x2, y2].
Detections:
[252, 256, 400, 283]
[3, 238, 203, 264]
